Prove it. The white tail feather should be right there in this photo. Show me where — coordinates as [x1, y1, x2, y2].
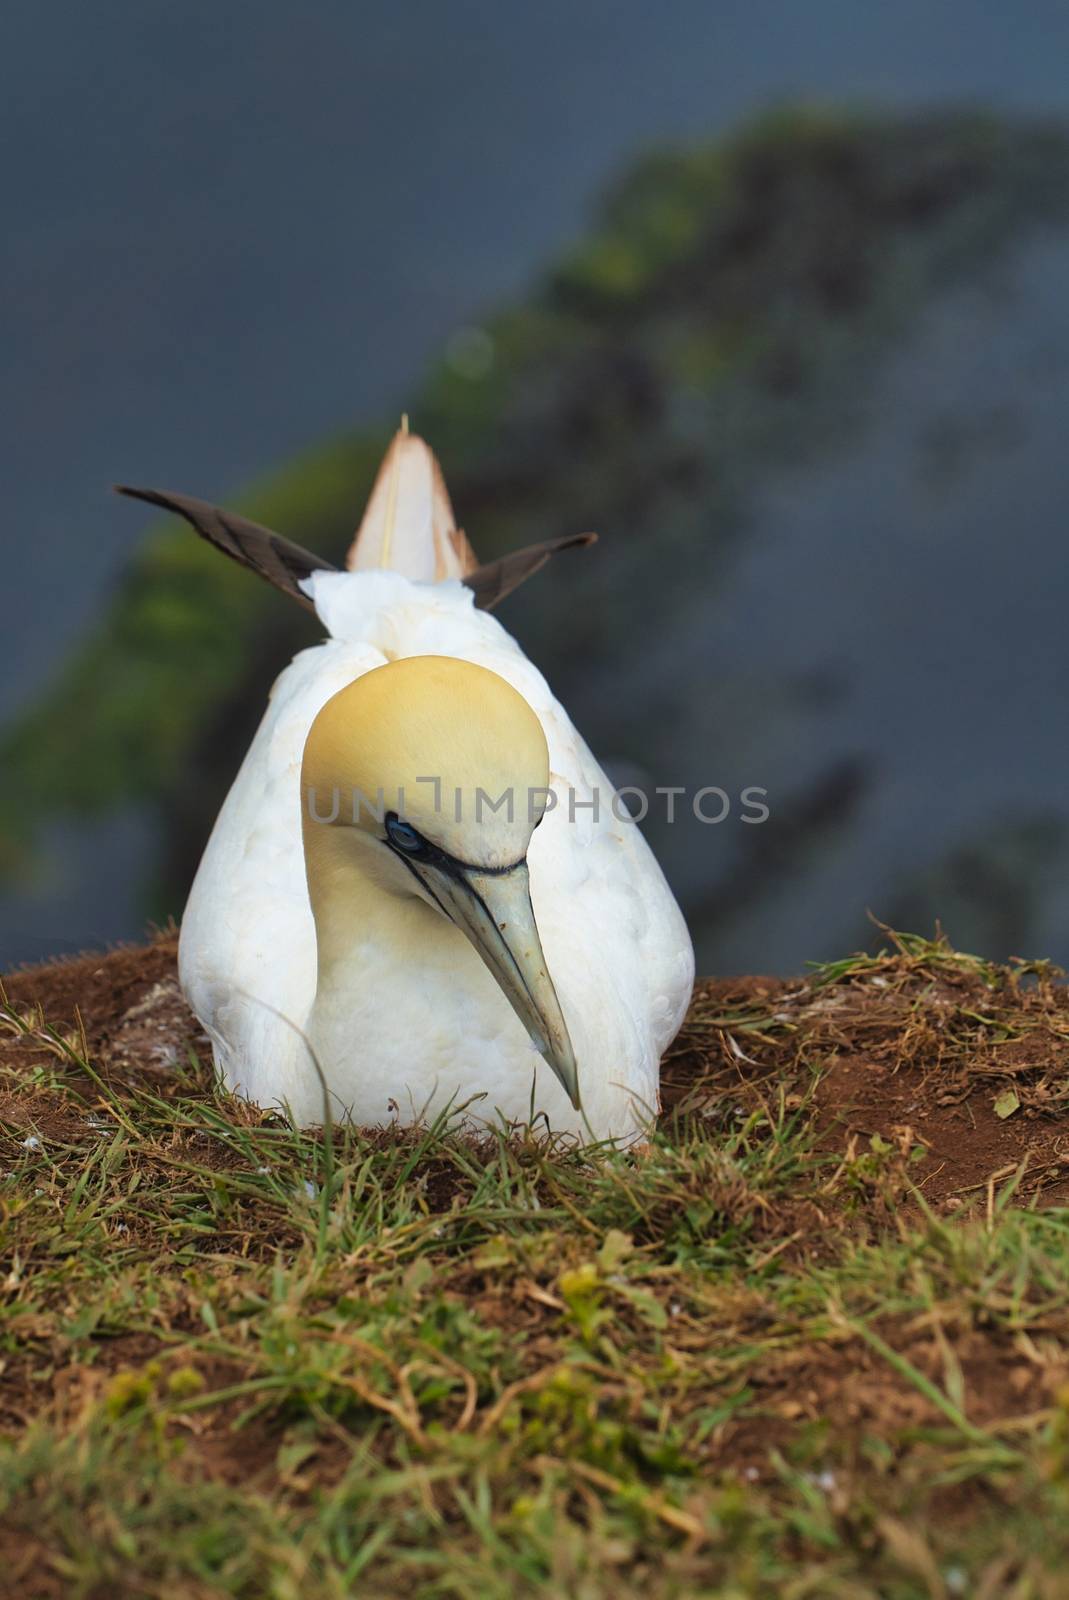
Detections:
[345, 425, 479, 581]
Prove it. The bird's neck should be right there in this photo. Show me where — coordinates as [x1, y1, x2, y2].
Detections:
[301, 821, 432, 990]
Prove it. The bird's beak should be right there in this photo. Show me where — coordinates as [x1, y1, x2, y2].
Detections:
[408, 857, 580, 1109]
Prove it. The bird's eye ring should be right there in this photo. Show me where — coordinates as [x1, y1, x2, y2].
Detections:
[385, 814, 425, 855]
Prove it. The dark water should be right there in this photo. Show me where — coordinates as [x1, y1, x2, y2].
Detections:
[3, 1, 1069, 965]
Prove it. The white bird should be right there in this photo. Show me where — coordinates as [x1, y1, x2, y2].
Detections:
[119, 428, 693, 1142]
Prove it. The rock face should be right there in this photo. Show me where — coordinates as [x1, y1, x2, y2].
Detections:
[3, 108, 1069, 971]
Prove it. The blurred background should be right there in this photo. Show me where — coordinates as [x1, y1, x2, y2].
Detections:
[3, 1, 1069, 976]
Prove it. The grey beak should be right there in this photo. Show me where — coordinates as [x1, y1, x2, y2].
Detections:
[408, 856, 580, 1109]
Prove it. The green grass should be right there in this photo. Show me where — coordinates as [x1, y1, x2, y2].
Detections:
[2, 945, 1069, 1597]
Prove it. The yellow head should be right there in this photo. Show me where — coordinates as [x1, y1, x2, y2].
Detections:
[300, 656, 577, 1105]
[301, 656, 550, 865]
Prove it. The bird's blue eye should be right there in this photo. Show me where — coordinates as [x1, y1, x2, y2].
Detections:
[385, 815, 424, 854]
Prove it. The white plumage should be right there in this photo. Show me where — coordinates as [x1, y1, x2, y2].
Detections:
[169, 435, 694, 1142]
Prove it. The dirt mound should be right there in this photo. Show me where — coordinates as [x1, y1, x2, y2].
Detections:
[664, 941, 1069, 1206]
[1, 932, 195, 1061]
[3, 931, 1068, 1206]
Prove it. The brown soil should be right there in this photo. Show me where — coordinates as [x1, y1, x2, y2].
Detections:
[663, 966, 1069, 1207]
[1, 932, 204, 1070]
[711, 1315, 1068, 1486]
[4, 936, 1069, 1205]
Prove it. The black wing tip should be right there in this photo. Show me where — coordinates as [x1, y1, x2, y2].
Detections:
[113, 483, 175, 511]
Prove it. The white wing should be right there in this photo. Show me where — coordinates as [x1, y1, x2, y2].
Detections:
[179, 633, 387, 1122]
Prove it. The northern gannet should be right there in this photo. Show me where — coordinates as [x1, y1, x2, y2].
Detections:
[119, 429, 693, 1141]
